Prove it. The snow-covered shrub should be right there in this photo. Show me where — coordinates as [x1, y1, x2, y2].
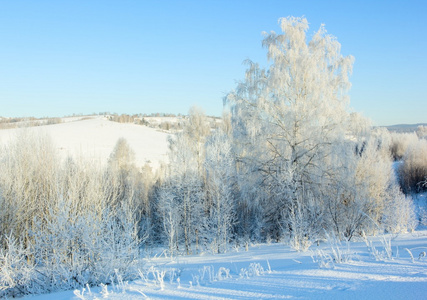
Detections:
[354, 138, 394, 233]
[29, 200, 141, 292]
[398, 139, 427, 194]
[417, 125, 427, 139]
[382, 185, 417, 233]
[390, 132, 419, 161]
[325, 133, 409, 240]
[0, 131, 60, 247]
[0, 134, 145, 296]
[0, 234, 36, 297]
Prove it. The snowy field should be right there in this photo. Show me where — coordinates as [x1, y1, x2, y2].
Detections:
[0, 116, 170, 170]
[21, 230, 427, 300]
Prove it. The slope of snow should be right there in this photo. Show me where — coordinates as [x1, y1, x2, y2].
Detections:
[0, 116, 170, 170]
[22, 231, 427, 300]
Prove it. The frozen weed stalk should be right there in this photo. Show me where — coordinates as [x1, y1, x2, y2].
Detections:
[362, 231, 394, 261]
[404, 247, 427, 262]
[312, 232, 354, 268]
[217, 267, 231, 281]
[239, 262, 265, 278]
[327, 232, 353, 263]
[198, 265, 214, 283]
[147, 266, 166, 290]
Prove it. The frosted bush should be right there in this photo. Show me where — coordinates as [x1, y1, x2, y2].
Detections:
[390, 132, 419, 161]
[28, 201, 141, 292]
[398, 139, 427, 193]
[382, 186, 417, 233]
[0, 235, 36, 297]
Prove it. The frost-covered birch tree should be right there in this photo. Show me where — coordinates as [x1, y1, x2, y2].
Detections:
[105, 138, 151, 241]
[157, 107, 210, 254]
[226, 17, 354, 245]
[157, 183, 180, 256]
[204, 130, 236, 253]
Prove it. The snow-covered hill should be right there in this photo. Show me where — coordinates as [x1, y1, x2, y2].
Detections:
[0, 116, 170, 170]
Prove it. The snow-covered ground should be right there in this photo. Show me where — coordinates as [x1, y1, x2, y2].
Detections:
[22, 231, 427, 300]
[0, 116, 170, 170]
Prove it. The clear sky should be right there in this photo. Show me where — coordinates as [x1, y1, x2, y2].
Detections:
[0, 0, 426, 125]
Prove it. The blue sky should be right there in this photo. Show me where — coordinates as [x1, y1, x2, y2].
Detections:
[0, 0, 426, 125]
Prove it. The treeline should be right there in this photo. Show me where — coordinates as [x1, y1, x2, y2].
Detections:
[107, 113, 220, 132]
[0, 116, 62, 129]
[107, 113, 186, 131]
